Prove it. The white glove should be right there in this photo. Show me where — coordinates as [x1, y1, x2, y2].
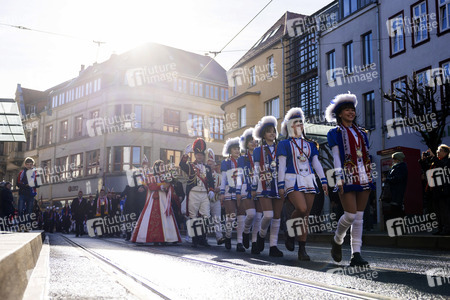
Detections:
[208, 191, 215, 201]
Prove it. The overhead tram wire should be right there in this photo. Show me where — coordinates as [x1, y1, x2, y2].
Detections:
[0, 22, 106, 56]
[194, 0, 275, 80]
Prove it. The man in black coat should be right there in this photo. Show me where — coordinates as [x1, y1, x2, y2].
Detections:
[122, 184, 147, 240]
[385, 152, 408, 220]
[0, 182, 15, 231]
[71, 190, 87, 237]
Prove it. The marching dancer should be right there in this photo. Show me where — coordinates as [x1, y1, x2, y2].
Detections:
[253, 116, 283, 257]
[237, 128, 263, 254]
[179, 138, 215, 247]
[131, 160, 182, 244]
[220, 137, 246, 251]
[207, 148, 226, 245]
[325, 93, 375, 266]
[278, 108, 328, 260]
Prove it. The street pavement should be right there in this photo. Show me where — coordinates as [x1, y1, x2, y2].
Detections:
[42, 233, 450, 299]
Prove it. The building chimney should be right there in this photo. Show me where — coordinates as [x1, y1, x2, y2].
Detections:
[80, 64, 85, 74]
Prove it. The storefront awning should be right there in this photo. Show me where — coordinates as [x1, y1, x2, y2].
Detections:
[0, 99, 26, 142]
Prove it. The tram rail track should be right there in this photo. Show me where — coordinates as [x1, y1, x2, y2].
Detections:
[61, 234, 397, 300]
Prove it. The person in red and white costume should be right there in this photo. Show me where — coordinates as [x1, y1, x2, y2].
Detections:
[207, 148, 226, 246]
[131, 160, 181, 244]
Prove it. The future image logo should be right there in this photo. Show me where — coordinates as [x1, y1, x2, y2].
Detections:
[86, 113, 137, 137]
[386, 114, 438, 138]
[86, 214, 137, 237]
[426, 167, 450, 188]
[426, 267, 450, 287]
[386, 214, 438, 237]
[326, 64, 378, 87]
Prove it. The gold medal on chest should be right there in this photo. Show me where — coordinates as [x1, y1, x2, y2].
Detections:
[270, 161, 276, 168]
[356, 149, 363, 158]
[299, 155, 307, 163]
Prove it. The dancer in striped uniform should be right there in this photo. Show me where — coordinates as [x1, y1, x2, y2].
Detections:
[278, 107, 328, 261]
[326, 93, 374, 267]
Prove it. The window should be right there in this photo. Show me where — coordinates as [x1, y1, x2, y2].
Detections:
[268, 56, 275, 77]
[416, 67, 431, 89]
[439, 59, 450, 102]
[55, 156, 69, 180]
[364, 92, 375, 130]
[45, 125, 53, 145]
[161, 149, 182, 166]
[206, 84, 210, 98]
[87, 149, 100, 175]
[163, 109, 180, 133]
[438, 0, 450, 33]
[327, 50, 336, 79]
[41, 160, 51, 183]
[106, 147, 112, 173]
[115, 146, 143, 170]
[90, 110, 99, 119]
[31, 129, 37, 150]
[250, 66, 256, 86]
[238, 106, 246, 128]
[134, 105, 142, 128]
[391, 77, 407, 118]
[215, 87, 219, 99]
[25, 131, 31, 151]
[60, 120, 68, 141]
[388, 13, 405, 56]
[199, 84, 203, 97]
[232, 77, 238, 96]
[265, 97, 280, 118]
[291, 77, 319, 118]
[115, 104, 122, 117]
[208, 117, 224, 140]
[70, 153, 83, 178]
[344, 42, 354, 74]
[188, 113, 204, 137]
[362, 32, 373, 66]
[411, 1, 429, 45]
[74, 115, 83, 137]
[343, 0, 358, 17]
[190, 81, 194, 95]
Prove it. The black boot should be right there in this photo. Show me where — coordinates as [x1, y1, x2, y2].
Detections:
[225, 238, 232, 250]
[236, 243, 246, 252]
[243, 232, 250, 249]
[199, 234, 211, 247]
[217, 237, 226, 245]
[269, 246, 283, 257]
[331, 238, 342, 262]
[257, 232, 265, 252]
[285, 232, 295, 252]
[192, 236, 199, 248]
[251, 242, 260, 254]
[350, 252, 369, 267]
[298, 242, 310, 261]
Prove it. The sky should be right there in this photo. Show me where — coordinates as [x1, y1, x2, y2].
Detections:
[0, 0, 333, 98]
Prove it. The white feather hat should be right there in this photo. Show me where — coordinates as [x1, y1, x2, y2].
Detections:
[281, 107, 305, 138]
[239, 128, 254, 151]
[253, 116, 278, 141]
[325, 93, 358, 123]
[207, 148, 215, 163]
[222, 137, 240, 157]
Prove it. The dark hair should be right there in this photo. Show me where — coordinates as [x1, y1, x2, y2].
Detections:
[335, 103, 359, 127]
[24, 157, 35, 164]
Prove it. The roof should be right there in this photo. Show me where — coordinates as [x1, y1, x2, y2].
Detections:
[230, 11, 307, 69]
[67, 42, 228, 89]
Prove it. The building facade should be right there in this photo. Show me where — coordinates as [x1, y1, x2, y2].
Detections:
[6, 43, 228, 206]
[222, 12, 306, 140]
